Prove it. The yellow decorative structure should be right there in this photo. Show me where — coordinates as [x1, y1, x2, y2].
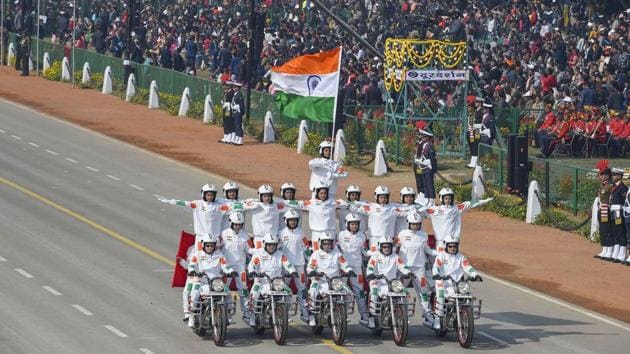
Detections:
[384, 39, 467, 92]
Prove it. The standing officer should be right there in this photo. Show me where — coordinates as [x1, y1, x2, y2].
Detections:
[219, 81, 234, 144]
[610, 168, 628, 263]
[230, 81, 245, 146]
[415, 128, 437, 206]
[466, 96, 484, 168]
[480, 98, 498, 146]
[20, 33, 30, 76]
[594, 163, 614, 261]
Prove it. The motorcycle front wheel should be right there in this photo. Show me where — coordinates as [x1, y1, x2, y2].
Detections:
[457, 306, 474, 348]
[331, 303, 347, 345]
[392, 304, 408, 347]
[273, 303, 289, 345]
[212, 304, 227, 346]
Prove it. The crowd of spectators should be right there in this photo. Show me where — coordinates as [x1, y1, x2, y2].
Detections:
[2, 1, 628, 134]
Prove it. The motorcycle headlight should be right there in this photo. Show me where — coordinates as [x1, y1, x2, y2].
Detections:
[273, 278, 286, 291]
[211, 278, 225, 292]
[391, 279, 405, 293]
[331, 278, 344, 291]
[457, 282, 470, 294]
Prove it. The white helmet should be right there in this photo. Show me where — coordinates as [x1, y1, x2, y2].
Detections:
[344, 213, 361, 224]
[319, 231, 336, 251]
[374, 185, 390, 197]
[438, 188, 455, 200]
[378, 236, 394, 254]
[312, 181, 330, 193]
[444, 234, 460, 254]
[280, 182, 296, 195]
[407, 212, 423, 224]
[200, 233, 220, 245]
[222, 181, 239, 195]
[228, 212, 245, 224]
[283, 209, 300, 222]
[318, 140, 333, 156]
[201, 184, 218, 200]
[263, 233, 279, 245]
[345, 184, 361, 199]
[258, 184, 274, 195]
[400, 186, 416, 200]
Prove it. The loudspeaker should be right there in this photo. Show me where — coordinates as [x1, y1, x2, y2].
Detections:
[513, 136, 529, 197]
[506, 134, 517, 191]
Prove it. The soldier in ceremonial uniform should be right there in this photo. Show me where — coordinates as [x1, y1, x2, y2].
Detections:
[466, 96, 484, 168]
[594, 162, 614, 261]
[230, 82, 245, 146]
[609, 168, 628, 263]
[414, 128, 437, 206]
[219, 81, 234, 144]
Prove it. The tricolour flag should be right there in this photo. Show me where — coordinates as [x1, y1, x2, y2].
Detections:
[270, 47, 341, 122]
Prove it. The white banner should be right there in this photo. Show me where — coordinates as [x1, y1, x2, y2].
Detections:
[405, 69, 468, 81]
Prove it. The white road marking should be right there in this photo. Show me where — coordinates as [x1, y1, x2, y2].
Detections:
[11, 135, 23, 140]
[65, 157, 78, 163]
[15, 268, 34, 278]
[153, 194, 166, 200]
[42, 285, 63, 296]
[28, 142, 40, 147]
[139, 349, 155, 354]
[106, 174, 121, 181]
[85, 166, 99, 172]
[0, 128, 5, 133]
[129, 184, 144, 191]
[481, 271, 630, 333]
[478, 331, 508, 346]
[104, 325, 128, 338]
[72, 304, 94, 316]
[45, 149, 59, 155]
[151, 269, 173, 272]
[0, 255, 6, 261]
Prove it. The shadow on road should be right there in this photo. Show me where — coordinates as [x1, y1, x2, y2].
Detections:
[483, 311, 590, 327]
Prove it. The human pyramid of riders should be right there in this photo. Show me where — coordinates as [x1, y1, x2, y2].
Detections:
[159, 140, 492, 345]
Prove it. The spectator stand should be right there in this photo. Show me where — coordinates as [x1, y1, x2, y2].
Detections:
[384, 38, 469, 158]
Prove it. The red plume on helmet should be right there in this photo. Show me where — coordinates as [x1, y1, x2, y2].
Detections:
[596, 159, 610, 175]
[415, 120, 428, 130]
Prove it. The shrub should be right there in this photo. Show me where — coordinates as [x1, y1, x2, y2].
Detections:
[43, 60, 61, 81]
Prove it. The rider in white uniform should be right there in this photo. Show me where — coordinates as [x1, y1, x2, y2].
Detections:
[395, 212, 438, 326]
[432, 234, 482, 329]
[278, 209, 310, 321]
[220, 212, 252, 321]
[309, 141, 348, 198]
[336, 213, 369, 321]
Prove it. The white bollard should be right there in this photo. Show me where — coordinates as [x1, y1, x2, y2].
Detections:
[81, 62, 91, 84]
[471, 166, 485, 203]
[373, 139, 388, 176]
[333, 129, 346, 162]
[8, 43, 16, 65]
[178, 87, 190, 117]
[125, 73, 136, 102]
[61, 57, 71, 81]
[263, 111, 275, 143]
[102, 66, 112, 94]
[297, 120, 308, 154]
[525, 181, 542, 224]
[590, 197, 599, 241]
[42, 52, 51, 75]
[202, 94, 214, 124]
[148, 80, 159, 109]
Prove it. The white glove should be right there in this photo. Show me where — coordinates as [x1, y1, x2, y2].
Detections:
[481, 128, 491, 137]
[178, 258, 189, 269]
[473, 124, 483, 129]
[222, 102, 230, 109]
[157, 197, 177, 206]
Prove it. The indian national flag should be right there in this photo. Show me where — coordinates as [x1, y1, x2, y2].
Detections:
[270, 47, 341, 123]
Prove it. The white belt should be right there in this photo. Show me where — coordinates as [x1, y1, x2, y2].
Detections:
[611, 205, 621, 211]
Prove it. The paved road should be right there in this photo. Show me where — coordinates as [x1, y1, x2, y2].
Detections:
[1, 99, 629, 354]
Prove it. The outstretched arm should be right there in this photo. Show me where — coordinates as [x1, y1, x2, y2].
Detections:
[157, 196, 195, 208]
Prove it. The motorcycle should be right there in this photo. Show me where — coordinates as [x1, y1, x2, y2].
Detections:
[248, 273, 297, 345]
[432, 275, 482, 348]
[189, 273, 235, 346]
[362, 274, 415, 347]
[307, 272, 355, 346]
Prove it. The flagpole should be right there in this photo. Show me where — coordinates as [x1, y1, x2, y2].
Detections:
[330, 45, 342, 145]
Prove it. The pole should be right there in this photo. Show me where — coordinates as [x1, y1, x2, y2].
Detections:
[1, 0, 4, 66]
[245, 0, 255, 125]
[331, 46, 342, 144]
[36, 0, 39, 75]
[71, 0, 75, 87]
[310, 0, 382, 59]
